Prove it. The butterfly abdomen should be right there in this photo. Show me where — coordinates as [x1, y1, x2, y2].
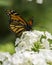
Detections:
[25, 24, 32, 31]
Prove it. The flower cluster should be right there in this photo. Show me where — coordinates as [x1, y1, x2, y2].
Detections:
[0, 30, 52, 65]
[15, 30, 52, 52]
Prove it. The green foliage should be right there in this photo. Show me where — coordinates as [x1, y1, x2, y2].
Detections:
[48, 39, 52, 50]
[0, 0, 12, 6]
[48, 39, 52, 44]
[32, 41, 41, 52]
[47, 62, 52, 65]
[0, 42, 15, 54]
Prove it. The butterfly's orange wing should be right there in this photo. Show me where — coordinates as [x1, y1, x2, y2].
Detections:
[6, 10, 27, 25]
[6, 10, 33, 36]
[28, 19, 33, 26]
[10, 21, 25, 36]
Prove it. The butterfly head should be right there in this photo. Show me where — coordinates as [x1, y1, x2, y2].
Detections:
[6, 10, 19, 16]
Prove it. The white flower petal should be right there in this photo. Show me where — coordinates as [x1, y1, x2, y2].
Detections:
[15, 38, 20, 46]
[45, 31, 52, 39]
[41, 38, 50, 49]
[39, 49, 52, 62]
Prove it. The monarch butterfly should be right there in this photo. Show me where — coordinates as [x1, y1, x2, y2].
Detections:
[6, 10, 33, 37]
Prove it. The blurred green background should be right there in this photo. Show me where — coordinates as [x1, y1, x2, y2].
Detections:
[0, 0, 52, 54]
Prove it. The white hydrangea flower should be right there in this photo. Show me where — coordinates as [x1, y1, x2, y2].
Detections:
[11, 51, 47, 65]
[12, 52, 24, 65]
[15, 38, 20, 46]
[0, 49, 52, 65]
[0, 30, 52, 65]
[15, 30, 45, 52]
[0, 52, 12, 65]
[33, 30, 44, 38]
[0, 52, 11, 62]
[15, 41, 28, 52]
[21, 31, 40, 43]
[36, 0, 43, 4]
[3, 60, 12, 65]
[33, 30, 44, 41]
[39, 49, 52, 62]
[41, 38, 50, 49]
[45, 31, 52, 40]
[23, 51, 47, 65]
